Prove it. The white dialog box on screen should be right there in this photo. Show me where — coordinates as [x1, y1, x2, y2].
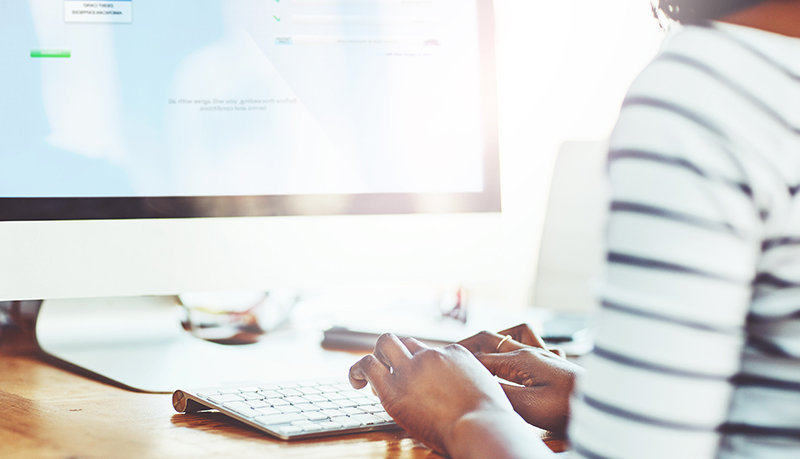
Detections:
[65, 0, 132, 23]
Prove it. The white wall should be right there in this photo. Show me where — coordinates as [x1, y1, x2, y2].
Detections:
[491, 0, 665, 309]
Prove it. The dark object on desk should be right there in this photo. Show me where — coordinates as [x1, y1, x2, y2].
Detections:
[0, 300, 42, 355]
[322, 326, 452, 351]
[540, 313, 592, 343]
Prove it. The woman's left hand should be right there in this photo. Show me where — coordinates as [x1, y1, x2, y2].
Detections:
[458, 324, 584, 435]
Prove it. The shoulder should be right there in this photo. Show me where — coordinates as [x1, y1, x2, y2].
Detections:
[607, 26, 753, 193]
[610, 23, 800, 203]
[617, 23, 800, 145]
[626, 23, 799, 105]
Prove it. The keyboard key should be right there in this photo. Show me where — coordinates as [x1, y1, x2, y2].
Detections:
[208, 394, 244, 404]
[318, 421, 344, 431]
[223, 401, 258, 418]
[351, 397, 377, 406]
[280, 405, 302, 414]
[333, 399, 358, 408]
[303, 411, 329, 421]
[284, 396, 308, 405]
[373, 412, 394, 422]
[278, 383, 301, 389]
[301, 394, 327, 403]
[196, 391, 219, 398]
[255, 413, 306, 426]
[238, 387, 261, 393]
[333, 416, 363, 428]
[255, 407, 282, 416]
[258, 384, 281, 391]
[300, 424, 324, 432]
[298, 386, 322, 395]
[293, 403, 321, 412]
[320, 409, 348, 418]
[278, 388, 303, 397]
[245, 400, 271, 409]
[339, 407, 363, 415]
[315, 385, 338, 394]
[349, 414, 381, 425]
[290, 420, 316, 426]
[338, 389, 362, 398]
[218, 388, 241, 395]
[361, 404, 385, 414]
[277, 425, 304, 435]
[240, 392, 264, 401]
[266, 397, 290, 407]
[325, 392, 347, 401]
[258, 390, 282, 398]
[314, 401, 339, 410]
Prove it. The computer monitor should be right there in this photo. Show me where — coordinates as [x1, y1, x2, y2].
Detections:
[0, 0, 501, 301]
[0, 0, 501, 390]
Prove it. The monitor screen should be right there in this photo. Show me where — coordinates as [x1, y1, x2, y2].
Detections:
[0, 0, 499, 220]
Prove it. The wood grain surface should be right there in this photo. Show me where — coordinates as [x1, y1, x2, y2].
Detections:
[0, 341, 566, 458]
[0, 354, 451, 459]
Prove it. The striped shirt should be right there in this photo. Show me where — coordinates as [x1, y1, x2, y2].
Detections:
[567, 22, 800, 459]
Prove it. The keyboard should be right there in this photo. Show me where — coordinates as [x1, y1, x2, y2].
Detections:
[172, 378, 398, 440]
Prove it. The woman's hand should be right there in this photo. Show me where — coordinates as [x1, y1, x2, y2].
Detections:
[348, 334, 533, 457]
[458, 324, 584, 435]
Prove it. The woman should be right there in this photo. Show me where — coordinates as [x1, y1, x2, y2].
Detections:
[349, 1, 800, 458]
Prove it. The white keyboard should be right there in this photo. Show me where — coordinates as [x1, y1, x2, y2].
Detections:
[172, 378, 397, 440]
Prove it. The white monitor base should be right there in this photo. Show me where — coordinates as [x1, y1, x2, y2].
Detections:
[34, 297, 317, 393]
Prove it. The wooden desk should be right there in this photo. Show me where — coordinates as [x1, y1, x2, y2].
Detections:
[0, 323, 566, 459]
[0, 353, 447, 459]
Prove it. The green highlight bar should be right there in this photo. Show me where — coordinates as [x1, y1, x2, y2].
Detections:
[30, 50, 71, 58]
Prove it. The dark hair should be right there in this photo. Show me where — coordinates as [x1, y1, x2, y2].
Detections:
[657, 0, 768, 23]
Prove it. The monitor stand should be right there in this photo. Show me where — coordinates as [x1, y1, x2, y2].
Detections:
[34, 296, 280, 393]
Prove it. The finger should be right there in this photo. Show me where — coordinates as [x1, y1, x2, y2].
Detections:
[490, 331, 528, 354]
[475, 351, 541, 386]
[374, 333, 413, 370]
[349, 354, 392, 390]
[458, 330, 527, 354]
[498, 323, 548, 349]
[550, 347, 566, 358]
[398, 336, 429, 354]
[457, 330, 495, 353]
[494, 334, 528, 354]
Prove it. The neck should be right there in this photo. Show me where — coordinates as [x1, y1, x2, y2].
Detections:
[720, 0, 800, 38]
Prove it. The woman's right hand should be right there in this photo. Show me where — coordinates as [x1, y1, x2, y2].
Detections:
[458, 324, 584, 435]
[348, 334, 534, 458]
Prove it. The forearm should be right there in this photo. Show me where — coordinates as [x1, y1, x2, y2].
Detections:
[444, 410, 557, 459]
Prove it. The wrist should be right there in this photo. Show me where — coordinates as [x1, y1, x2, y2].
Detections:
[444, 408, 554, 459]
